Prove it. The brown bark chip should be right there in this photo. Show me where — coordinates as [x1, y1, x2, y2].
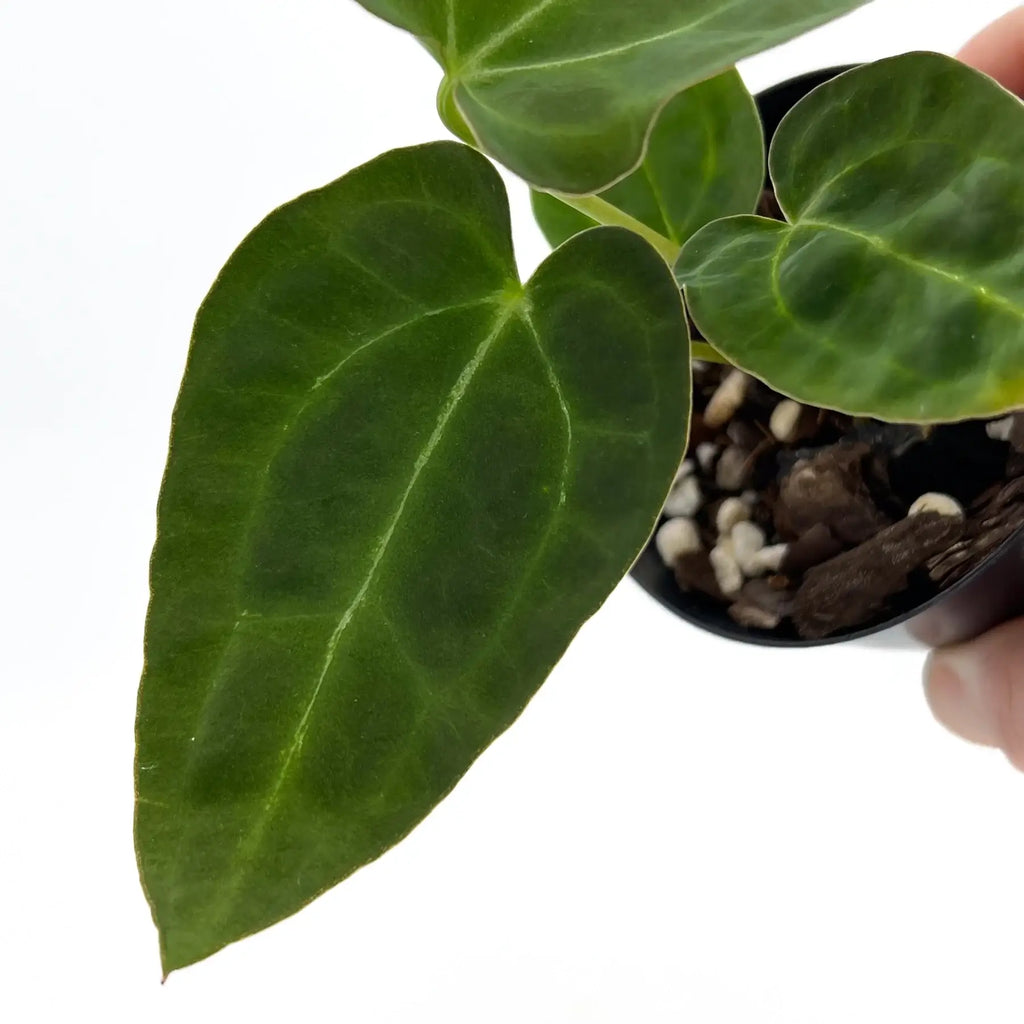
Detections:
[793, 513, 965, 639]
[774, 443, 890, 544]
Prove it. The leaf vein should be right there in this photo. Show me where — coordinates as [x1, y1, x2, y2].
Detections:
[639, 160, 677, 244]
[312, 294, 502, 391]
[461, 0, 562, 72]
[519, 305, 572, 507]
[800, 218, 1024, 321]
[768, 229, 920, 387]
[445, 0, 457, 56]
[466, 0, 749, 80]
[208, 299, 521, 926]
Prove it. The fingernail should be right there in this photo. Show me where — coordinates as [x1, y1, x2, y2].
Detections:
[925, 650, 1003, 748]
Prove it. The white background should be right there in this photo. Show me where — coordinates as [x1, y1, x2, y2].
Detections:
[3, 1, 1024, 1020]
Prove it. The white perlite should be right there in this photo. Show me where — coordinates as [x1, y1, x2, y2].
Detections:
[715, 497, 750, 536]
[673, 458, 695, 484]
[710, 543, 744, 595]
[908, 492, 965, 519]
[750, 543, 788, 574]
[987, 416, 1015, 442]
[695, 442, 718, 473]
[731, 521, 767, 576]
[715, 446, 749, 491]
[655, 517, 702, 565]
[769, 399, 807, 443]
[704, 369, 749, 429]
[663, 475, 703, 517]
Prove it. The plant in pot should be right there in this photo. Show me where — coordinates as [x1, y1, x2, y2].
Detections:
[135, 0, 1024, 976]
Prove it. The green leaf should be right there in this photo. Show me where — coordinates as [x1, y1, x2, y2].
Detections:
[135, 140, 690, 975]
[531, 70, 763, 249]
[354, 0, 869, 194]
[678, 52, 1024, 423]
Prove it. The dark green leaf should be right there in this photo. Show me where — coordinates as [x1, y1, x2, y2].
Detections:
[531, 70, 763, 249]
[355, 0, 869, 193]
[678, 52, 1024, 423]
[135, 141, 690, 974]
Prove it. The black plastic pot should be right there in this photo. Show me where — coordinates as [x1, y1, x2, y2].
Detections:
[630, 66, 1024, 648]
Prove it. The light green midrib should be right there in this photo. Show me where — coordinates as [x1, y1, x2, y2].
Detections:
[639, 160, 678, 244]
[519, 305, 572, 507]
[442, 0, 866, 84]
[677, 100, 723, 242]
[454, 0, 560, 76]
[458, 0, 749, 80]
[798, 217, 1024, 322]
[351, 302, 577, 838]
[312, 295, 501, 390]
[199, 297, 523, 938]
[766, 227, 922, 399]
[160, 295, 507, 728]
[151, 298, 501, 965]
[444, 0, 456, 54]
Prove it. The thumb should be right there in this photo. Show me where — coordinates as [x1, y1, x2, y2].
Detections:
[925, 618, 1024, 770]
[958, 6, 1024, 94]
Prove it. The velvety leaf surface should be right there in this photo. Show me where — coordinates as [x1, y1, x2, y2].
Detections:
[531, 70, 763, 249]
[678, 52, 1024, 423]
[354, 0, 868, 193]
[135, 141, 690, 974]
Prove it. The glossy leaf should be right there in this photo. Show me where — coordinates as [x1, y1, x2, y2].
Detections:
[354, 0, 868, 194]
[135, 141, 690, 974]
[531, 70, 763, 249]
[678, 52, 1024, 423]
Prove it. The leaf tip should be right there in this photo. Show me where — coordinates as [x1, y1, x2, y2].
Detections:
[155, 919, 222, 980]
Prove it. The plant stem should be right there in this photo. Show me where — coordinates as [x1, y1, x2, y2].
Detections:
[691, 341, 729, 365]
[551, 193, 682, 265]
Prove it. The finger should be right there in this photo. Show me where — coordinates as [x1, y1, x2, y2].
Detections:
[958, 5, 1024, 95]
[924, 617, 1024, 770]
[908, 601, 974, 649]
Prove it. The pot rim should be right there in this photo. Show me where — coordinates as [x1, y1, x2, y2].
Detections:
[629, 63, 1024, 648]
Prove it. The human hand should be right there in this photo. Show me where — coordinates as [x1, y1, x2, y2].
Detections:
[913, 8, 1024, 769]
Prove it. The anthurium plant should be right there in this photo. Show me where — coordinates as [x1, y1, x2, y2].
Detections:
[135, 0, 1024, 975]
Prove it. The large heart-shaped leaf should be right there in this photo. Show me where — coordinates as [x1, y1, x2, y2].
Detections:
[531, 69, 763, 249]
[678, 52, 1024, 423]
[354, 0, 868, 194]
[135, 141, 690, 975]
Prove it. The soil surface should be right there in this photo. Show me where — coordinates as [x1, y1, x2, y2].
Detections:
[656, 360, 1024, 640]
